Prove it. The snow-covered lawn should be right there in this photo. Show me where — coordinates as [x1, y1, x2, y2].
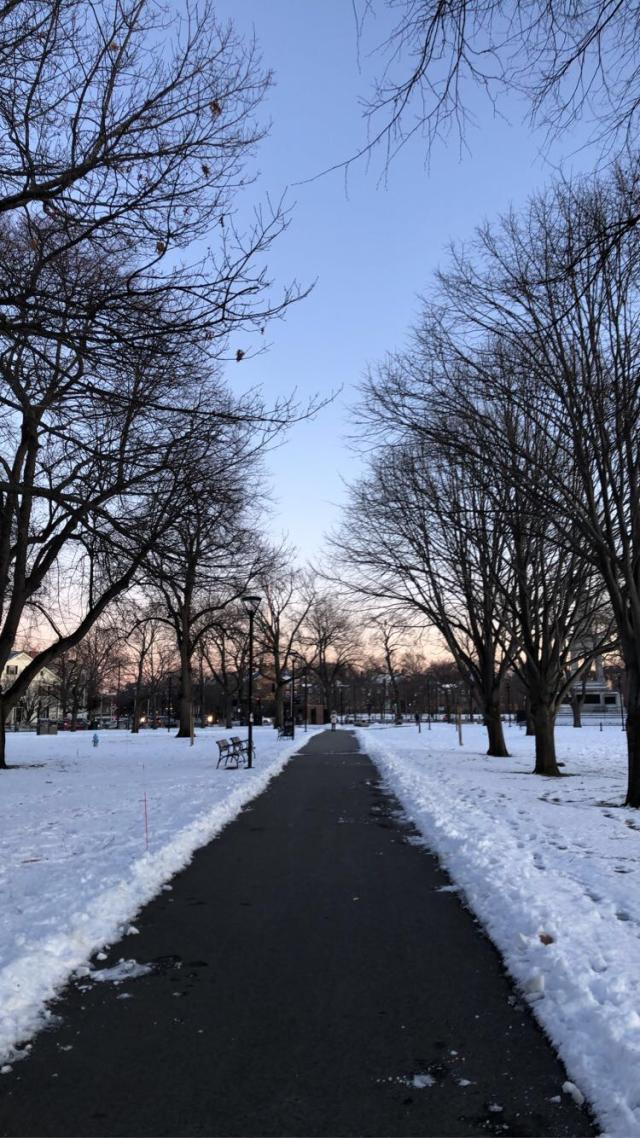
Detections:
[358, 721, 639, 1138]
[2, 719, 638, 1135]
[0, 725, 320, 1069]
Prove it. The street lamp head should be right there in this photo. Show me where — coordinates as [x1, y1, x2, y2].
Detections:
[242, 594, 262, 617]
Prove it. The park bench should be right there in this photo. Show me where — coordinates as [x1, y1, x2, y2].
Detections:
[214, 741, 236, 769]
[216, 736, 253, 769]
[230, 736, 251, 766]
[278, 721, 294, 739]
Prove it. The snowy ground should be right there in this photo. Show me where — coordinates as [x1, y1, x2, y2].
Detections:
[0, 724, 320, 1071]
[2, 719, 638, 1136]
[358, 720, 640, 1138]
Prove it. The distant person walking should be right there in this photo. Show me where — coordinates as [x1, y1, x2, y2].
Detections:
[330, 712, 337, 731]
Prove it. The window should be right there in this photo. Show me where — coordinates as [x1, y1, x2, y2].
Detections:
[5, 665, 17, 676]
[604, 695, 617, 705]
[584, 693, 601, 704]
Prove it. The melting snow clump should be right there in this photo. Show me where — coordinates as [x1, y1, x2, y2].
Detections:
[562, 1081, 585, 1106]
[91, 958, 153, 983]
[412, 1073, 436, 1089]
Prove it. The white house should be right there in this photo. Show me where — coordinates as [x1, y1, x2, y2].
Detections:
[1, 651, 61, 727]
[557, 653, 623, 724]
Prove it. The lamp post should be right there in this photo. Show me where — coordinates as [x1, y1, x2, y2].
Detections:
[291, 653, 309, 732]
[289, 657, 295, 740]
[242, 594, 262, 768]
[336, 681, 347, 723]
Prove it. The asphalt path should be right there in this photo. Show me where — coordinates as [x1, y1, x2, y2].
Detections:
[0, 729, 596, 1137]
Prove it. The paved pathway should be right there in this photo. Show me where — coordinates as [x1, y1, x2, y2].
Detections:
[0, 730, 596, 1137]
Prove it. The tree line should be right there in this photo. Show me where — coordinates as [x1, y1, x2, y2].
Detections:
[334, 159, 640, 806]
[38, 592, 498, 732]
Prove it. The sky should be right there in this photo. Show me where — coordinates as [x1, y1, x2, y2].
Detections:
[211, 0, 597, 565]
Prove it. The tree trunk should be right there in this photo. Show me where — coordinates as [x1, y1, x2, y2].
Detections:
[0, 702, 7, 768]
[176, 644, 193, 738]
[570, 693, 582, 728]
[484, 702, 509, 757]
[624, 661, 640, 807]
[131, 690, 140, 734]
[275, 686, 285, 730]
[532, 704, 561, 775]
[526, 706, 535, 736]
[224, 692, 232, 730]
[71, 691, 79, 731]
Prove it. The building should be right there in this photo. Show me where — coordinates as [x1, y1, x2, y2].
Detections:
[557, 655, 623, 724]
[1, 651, 61, 727]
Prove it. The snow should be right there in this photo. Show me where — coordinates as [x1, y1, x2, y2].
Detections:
[357, 721, 640, 1138]
[2, 717, 640, 1135]
[90, 959, 153, 983]
[0, 725, 320, 1066]
[411, 1073, 436, 1088]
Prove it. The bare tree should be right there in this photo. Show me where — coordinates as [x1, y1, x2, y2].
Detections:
[256, 564, 315, 730]
[406, 161, 640, 801]
[0, 321, 202, 764]
[202, 608, 250, 729]
[493, 404, 614, 773]
[0, 2, 309, 768]
[145, 431, 270, 738]
[368, 616, 406, 722]
[352, 0, 640, 170]
[0, 0, 303, 342]
[334, 435, 515, 756]
[113, 605, 175, 733]
[301, 597, 360, 713]
[72, 622, 125, 725]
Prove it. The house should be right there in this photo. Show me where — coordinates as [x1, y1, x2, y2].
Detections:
[1, 651, 61, 727]
[557, 654, 623, 724]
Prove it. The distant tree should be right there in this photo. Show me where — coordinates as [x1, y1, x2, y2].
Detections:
[114, 606, 175, 733]
[334, 434, 515, 756]
[256, 564, 315, 730]
[72, 622, 125, 725]
[145, 432, 271, 738]
[301, 597, 360, 712]
[202, 608, 250, 729]
[368, 616, 406, 722]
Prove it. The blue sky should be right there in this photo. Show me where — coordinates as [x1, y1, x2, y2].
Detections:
[212, 0, 596, 564]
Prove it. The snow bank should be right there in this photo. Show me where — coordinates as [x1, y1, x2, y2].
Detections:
[0, 725, 318, 1065]
[358, 722, 640, 1137]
